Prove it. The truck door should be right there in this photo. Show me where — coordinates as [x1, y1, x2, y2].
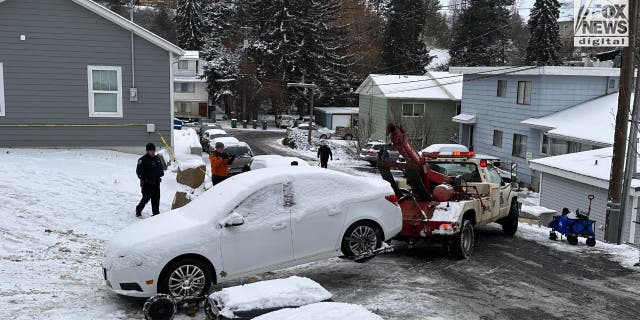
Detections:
[486, 165, 507, 219]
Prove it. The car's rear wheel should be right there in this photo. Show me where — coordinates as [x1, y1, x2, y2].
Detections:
[449, 220, 474, 259]
[501, 200, 519, 236]
[158, 258, 212, 299]
[320, 134, 328, 139]
[341, 221, 382, 259]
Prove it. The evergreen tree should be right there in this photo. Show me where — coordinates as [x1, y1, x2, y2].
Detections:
[382, 0, 431, 74]
[450, 0, 513, 66]
[102, 0, 128, 16]
[202, 1, 240, 44]
[175, 0, 205, 50]
[507, 12, 529, 65]
[422, 0, 449, 49]
[526, 0, 563, 65]
[150, 4, 176, 44]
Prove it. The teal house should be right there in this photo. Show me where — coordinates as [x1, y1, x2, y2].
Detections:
[355, 71, 462, 149]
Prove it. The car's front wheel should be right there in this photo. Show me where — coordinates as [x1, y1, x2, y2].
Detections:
[158, 258, 212, 299]
[341, 221, 382, 259]
[320, 134, 328, 139]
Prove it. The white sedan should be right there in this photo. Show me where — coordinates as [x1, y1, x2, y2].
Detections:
[292, 124, 333, 139]
[103, 167, 402, 298]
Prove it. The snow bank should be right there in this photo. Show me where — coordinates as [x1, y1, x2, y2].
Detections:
[253, 302, 383, 320]
[210, 276, 332, 318]
[173, 128, 201, 159]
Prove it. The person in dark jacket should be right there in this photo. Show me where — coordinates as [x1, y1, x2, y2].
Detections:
[135, 143, 164, 217]
[317, 140, 333, 169]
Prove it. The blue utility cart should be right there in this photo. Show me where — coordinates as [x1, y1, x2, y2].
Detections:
[548, 195, 597, 247]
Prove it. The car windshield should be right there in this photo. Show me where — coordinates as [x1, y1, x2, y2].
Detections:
[366, 144, 382, 150]
[226, 146, 252, 158]
[428, 162, 481, 182]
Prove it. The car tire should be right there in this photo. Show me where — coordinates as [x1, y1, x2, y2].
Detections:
[158, 258, 212, 299]
[501, 200, 519, 236]
[449, 220, 474, 259]
[320, 134, 328, 139]
[344, 134, 353, 140]
[369, 161, 377, 167]
[341, 221, 382, 260]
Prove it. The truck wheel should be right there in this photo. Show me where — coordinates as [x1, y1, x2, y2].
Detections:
[501, 200, 519, 236]
[586, 237, 596, 247]
[449, 220, 474, 259]
[341, 221, 382, 260]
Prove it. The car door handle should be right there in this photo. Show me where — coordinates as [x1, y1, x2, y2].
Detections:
[328, 210, 342, 216]
[272, 223, 287, 231]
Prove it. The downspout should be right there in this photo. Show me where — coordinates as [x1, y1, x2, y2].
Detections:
[129, 5, 136, 89]
[630, 193, 638, 243]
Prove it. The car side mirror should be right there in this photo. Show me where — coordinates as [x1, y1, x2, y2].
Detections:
[221, 212, 245, 227]
[511, 182, 519, 190]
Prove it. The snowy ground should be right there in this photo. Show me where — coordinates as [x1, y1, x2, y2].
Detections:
[2, 136, 640, 319]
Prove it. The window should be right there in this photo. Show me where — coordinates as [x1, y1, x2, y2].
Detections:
[174, 82, 195, 93]
[428, 162, 481, 182]
[455, 103, 462, 115]
[492, 130, 503, 147]
[234, 184, 286, 221]
[178, 60, 189, 70]
[512, 134, 528, 158]
[608, 78, 616, 89]
[487, 165, 503, 185]
[497, 80, 507, 97]
[541, 133, 549, 155]
[516, 81, 532, 105]
[88, 66, 122, 117]
[0, 62, 4, 117]
[402, 103, 425, 117]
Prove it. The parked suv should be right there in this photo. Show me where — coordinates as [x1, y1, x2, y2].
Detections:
[276, 115, 296, 128]
[224, 142, 254, 175]
[360, 141, 401, 166]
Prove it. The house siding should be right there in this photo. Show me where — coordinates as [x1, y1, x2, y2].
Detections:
[460, 74, 613, 184]
[0, 0, 172, 151]
[540, 173, 638, 243]
[387, 99, 458, 147]
[358, 94, 388, 141]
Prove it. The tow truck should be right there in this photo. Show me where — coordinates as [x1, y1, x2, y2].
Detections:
[380, 124, 520, 258]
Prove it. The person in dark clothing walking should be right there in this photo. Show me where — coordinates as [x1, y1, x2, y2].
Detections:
[317, 140, 333, 169]
[135, 143, 164, 217]
[209, 142, 235, 186]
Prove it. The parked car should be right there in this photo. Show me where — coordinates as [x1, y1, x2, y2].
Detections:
[202, 129, 230, 152]
[250, 155, 309, 170]
[360, 141, 401, 166]
[276, 115, 296, 128]
[335, 126, 358, 140]
[291, 124, 333, 139]
[224, 141, 254, 175]
[102, 167, 402, 298]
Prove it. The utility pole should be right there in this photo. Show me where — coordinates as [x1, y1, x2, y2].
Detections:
[287, 83, 318, 144]
[605, 0, 638, 243]
[239, 27, 253, 122]
[620, 66, 640, 244]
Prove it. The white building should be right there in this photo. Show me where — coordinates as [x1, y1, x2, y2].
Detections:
[173, 50, 209, 119]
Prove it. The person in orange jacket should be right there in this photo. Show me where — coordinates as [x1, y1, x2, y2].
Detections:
[210, 142, 235, 186]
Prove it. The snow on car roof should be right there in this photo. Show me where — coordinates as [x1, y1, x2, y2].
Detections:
[209, 276, 332, 317]
[251, 155, 309, 170]
[421, 144, 469, 154]
[253, 302, 383, 320]
[205, 129, 228, 135]
[212, 136, 240, 144]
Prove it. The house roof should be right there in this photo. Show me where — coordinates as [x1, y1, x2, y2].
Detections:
[182, 50, 200, 60]
[521, 93, 631, 146]
[8, 0, 185, 55]
[449, 66, 620, 77]
[354, 71, 462, 101]
[530, 147, 640, 190]
[315, 107, 359, 115]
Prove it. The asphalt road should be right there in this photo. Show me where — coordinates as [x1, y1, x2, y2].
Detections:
[219, 128, 640, 320]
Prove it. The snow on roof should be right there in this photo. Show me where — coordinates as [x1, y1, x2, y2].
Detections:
[449, 66, 620, 77]
[355, 71, 462, 101]
[452, 113, 476, 124]
[315, 107, 359, 114]
[253, 302, 383, 320]
[209, 276, 332, 318]
[530, 147, 640, 190]
[182, 50, 200, 60]
[174, 76, 207, 83]
[421, 144, 469, 154]
[522, 93, 630, 146]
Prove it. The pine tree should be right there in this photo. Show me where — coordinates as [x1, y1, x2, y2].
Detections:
[382, 0, 431, 74]
[450, 0, 513, 66]
[202, 1, 239, 44]
[526, 0, 563, 65]
[151, 4, 176, 44]
[175, 0, 204, 50]
[422, 0, 449, 48]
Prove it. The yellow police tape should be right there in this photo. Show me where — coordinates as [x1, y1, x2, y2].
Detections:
[0, 122, 213, 184]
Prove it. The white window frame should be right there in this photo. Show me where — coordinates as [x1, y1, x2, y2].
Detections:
[88, 65, 123, 118]
[0, 62, 5, 117]
[402, 103, 426, 117]
[178, 60, 189, 70]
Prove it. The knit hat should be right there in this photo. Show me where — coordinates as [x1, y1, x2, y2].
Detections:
[215, 142, 225, 149]
[146, 143, 156, 151]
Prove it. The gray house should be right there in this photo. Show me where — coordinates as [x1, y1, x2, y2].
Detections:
[450, 66, 620, 186]
[0, 0, 184, 152]
[355, 71, 462, 149]
[530, 148, 640, 244]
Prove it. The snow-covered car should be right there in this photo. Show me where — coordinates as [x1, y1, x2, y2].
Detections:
[291, 124, 333, 139]
[253, 302, 383, 320]
[202, 129, 230, 152]
[276, 115, 296, 128]
[250, 155, 309, 170]
[205, 276, 332, 319]
[102, 167, 402, 299]
[224, 141, 254, 175]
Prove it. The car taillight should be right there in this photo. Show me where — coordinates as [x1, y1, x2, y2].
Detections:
[385, 194, 398, 205]
[367, 150, 374, 155]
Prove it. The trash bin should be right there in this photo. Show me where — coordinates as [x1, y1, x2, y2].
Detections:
[252, 120, 258, 129]
[231, 119, 237, 128]
[242, 120, 248, 129]
[262, 120, 268, 130]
